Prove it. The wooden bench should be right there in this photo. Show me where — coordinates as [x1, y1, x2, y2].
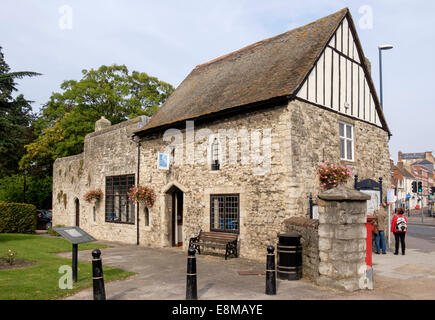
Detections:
[189, 230, 238, 260]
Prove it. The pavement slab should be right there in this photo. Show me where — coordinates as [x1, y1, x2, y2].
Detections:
[58, 240, 435, 300]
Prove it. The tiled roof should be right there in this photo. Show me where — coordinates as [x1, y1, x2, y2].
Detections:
[135, 8, 349, 134]
[135, 8, 391, 136]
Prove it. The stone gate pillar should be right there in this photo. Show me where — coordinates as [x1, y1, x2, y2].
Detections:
[317, 185, 371, 292]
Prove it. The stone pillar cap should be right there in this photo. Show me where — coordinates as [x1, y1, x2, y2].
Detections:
[318, 185, 371, 201]
[95, 116, 111, 132]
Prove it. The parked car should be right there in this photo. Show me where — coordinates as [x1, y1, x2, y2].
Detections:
[36, 209, 52, 230]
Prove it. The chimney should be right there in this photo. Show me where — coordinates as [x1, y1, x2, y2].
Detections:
[95, 116, 111, 132]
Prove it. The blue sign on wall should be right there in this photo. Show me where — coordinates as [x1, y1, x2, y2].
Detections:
[158, 152, 169, 170]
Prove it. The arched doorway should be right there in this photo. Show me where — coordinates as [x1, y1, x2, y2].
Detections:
[165, 185, 184, 247]
[75, 198, 80, 227]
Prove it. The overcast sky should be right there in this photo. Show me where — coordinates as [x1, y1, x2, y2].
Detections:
[1, 0, 434, 162]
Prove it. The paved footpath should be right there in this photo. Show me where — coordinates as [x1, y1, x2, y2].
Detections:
[60, 240, 435, 300]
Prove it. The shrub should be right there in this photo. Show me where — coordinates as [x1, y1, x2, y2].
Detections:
[5, 249, 17, 265]
[0, 202, 37, 234]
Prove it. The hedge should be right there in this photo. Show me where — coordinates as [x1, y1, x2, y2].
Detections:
[0, 202, 37, 234]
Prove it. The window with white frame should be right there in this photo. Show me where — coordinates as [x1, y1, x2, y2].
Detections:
[339, 122, 354, 161]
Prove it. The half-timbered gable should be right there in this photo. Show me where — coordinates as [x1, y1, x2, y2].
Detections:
[296, 13, 384, 129]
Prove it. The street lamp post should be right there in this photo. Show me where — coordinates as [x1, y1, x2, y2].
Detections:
[378, 45, 393, 109]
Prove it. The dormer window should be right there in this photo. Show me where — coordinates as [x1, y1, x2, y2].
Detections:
[211, 138, 220, 171]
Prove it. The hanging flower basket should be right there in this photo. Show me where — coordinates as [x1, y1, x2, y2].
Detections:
[127, 185, 156, 208]
[83, 189, 103, 203]
[318, 161, 353, 190]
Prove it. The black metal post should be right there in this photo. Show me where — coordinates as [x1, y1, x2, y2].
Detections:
[379, 47, 384, 109]
[186, 248, 197, 300]
[309, 193, 313, 219]
[92, 249, 106, 300]
[136, 140, 141, 246]
[379, 177, 383, 205]
[72, 244, 78, 282]
[354, 175, 359, 190]
[265, 246, 276, 295]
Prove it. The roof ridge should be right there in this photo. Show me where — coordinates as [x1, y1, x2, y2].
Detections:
[194, 8, 349, 70]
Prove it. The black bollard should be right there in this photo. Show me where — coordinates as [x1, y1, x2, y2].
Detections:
[186, 248, 198, 300]
[72, 244, 78, 282]
[265, 245, 276, 295]
[92, 249, 106, 300]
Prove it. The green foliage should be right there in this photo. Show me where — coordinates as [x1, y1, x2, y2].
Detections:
[0, 234, 134, 300]
[4, 249, 17, 265]
[0, 175, 52, 209]
[0, 203, 37, 234]
[21, 64, 174, 171]
[0, 47, 39, 178]
[47, 225, 64, 237]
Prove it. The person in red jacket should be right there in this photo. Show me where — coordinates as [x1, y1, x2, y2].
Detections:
[391, 208, 408, 255]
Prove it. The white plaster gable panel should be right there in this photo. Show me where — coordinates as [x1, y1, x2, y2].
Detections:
[297, 16, 382, 128]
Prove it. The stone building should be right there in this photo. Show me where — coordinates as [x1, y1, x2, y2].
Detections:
[53, 8, 391, 260]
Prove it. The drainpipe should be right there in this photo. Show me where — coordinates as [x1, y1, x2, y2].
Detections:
[132, 135, 141, 245]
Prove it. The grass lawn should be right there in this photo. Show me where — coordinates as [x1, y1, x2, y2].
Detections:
[0, 233, 136, 300]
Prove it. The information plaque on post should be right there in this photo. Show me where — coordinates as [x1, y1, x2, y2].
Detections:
[54, 226, 96, 282]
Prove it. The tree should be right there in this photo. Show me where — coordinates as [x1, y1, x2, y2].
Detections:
[0, 174, 52, 209]
[21, 64, 174, 172]
[0, 46, 40, 178]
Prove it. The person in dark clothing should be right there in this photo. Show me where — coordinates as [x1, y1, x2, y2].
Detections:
[391, 208, 408, 255]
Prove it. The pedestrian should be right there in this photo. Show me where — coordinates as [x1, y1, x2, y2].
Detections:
[373, 203, 388, 254]
[391, 208, 408, 255]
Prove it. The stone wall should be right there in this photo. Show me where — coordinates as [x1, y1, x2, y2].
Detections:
[283, 217, 319, 281]
[52, 97, 391, 261]
[53, 116, 149, 244]
[286, 100, 392, 216]
[317, 186, 370, 292]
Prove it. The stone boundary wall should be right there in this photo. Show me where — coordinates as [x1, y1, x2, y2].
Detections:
[283, 217, 319, 282]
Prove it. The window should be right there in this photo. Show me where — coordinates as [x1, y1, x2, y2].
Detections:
[210, 194, 239, 233]
[105, 175, 135, 224]
[211, 138, 220, 171]
[339, 122, 354, 161]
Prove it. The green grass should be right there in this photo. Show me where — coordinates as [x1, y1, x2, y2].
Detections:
[0, 233, 136, 300]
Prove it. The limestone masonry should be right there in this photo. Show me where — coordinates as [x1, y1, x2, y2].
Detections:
[53, 8, 391, 263]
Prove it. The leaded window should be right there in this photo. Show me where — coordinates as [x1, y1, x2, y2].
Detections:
[105, 175, 135, 224]
[210, 194, 239, 233]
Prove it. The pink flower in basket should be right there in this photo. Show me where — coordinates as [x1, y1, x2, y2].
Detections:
[127, 185, 156, 208]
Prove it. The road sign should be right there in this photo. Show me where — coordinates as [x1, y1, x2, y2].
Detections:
[406, 193, 411, 199]
[387, 189, 395, 204]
